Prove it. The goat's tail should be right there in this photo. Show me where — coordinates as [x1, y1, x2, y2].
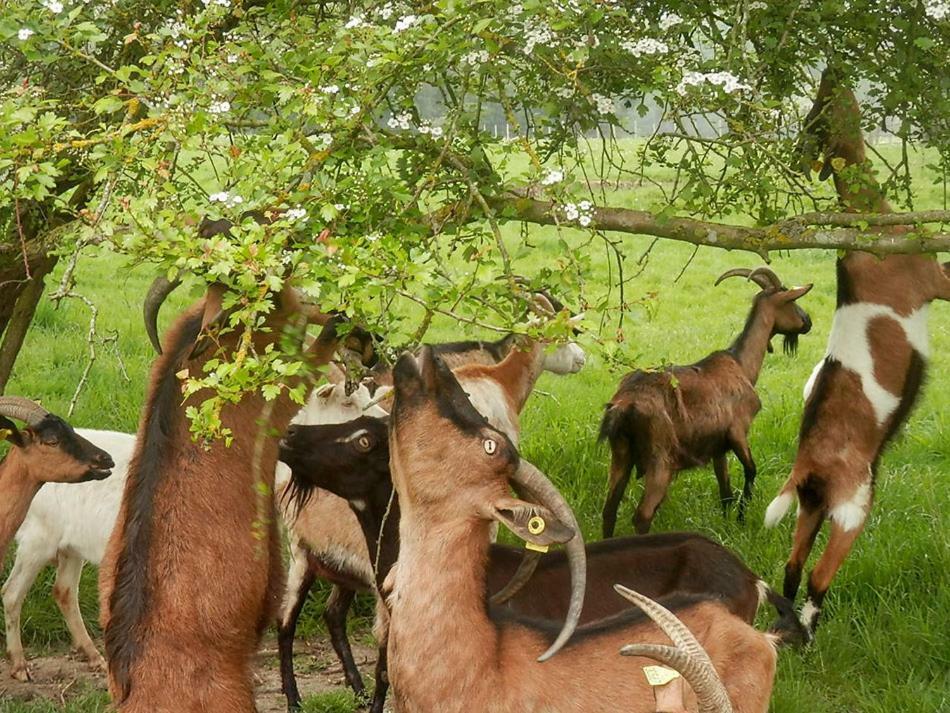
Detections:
[763, 465, 808, 528]
[758, 580, 809, 647]
[598, 402, 627, 444]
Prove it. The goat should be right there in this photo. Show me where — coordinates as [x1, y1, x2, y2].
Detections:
[0, 397, 114, 560]
[98, 280, 357, 712]
[764, 69, 950, 637]
[600, 269, 813, 535]
[3, 429, 133, 682]
[383, 347, 778, 713]
[276, 301, 585, 710]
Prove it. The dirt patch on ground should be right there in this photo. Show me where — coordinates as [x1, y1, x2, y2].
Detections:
[0, 637, 376, 711]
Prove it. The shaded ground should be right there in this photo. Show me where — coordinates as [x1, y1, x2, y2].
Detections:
[0, 637, 376, 712]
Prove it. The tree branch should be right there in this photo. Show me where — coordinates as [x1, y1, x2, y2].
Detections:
[487, 196, 950, 256]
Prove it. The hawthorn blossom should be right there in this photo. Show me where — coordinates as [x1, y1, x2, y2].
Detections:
[523, 19, 555, 54]
[394, 15, 418, 32]
[42, 0, 64, 14]
[925, 0, 949, 20]
[322, 84, 340, 95]
[345, 14, 366, 29]
[209, 191, 244, 208]
[622, 38, 668, 57]
[387, 111, 412, 130]
[286, 207, 308, 221]
[541, 169, 564, 186]
[659, 12, 683, 30]
[591, 93, 615, 115]
[208, 100, 231, 114]
[17, 28, 35, 41]
[676, 71, 750, 96]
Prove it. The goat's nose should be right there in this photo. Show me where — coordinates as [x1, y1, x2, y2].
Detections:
[284, 425, 299, 441]
[99, 453, 115, 469]
[802, 315, 812, 334]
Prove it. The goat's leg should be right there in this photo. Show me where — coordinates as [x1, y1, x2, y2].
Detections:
[802, 511, 868, 637]
[728, 431, 757, 522]
[2, 545, 52, 682]
[278, 542, 317, 711]
[602, 437, 634, 538]
[633, 464, 671, 535]
[324, 585, 366, 698]
[52, 554, 103, 670]
[712, 453, 734, 514]
[782, 503, 824, 602]
[368, 644, 388, 713]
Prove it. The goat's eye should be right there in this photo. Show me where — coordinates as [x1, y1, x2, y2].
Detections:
[356, 435, 372, 451]
[43, 437, 59, 446]
[483, 438, 497, 455]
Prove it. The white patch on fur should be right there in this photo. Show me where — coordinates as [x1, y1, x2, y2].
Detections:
[755, 580, 770, 607]
[829, 482, 872, 532]
[458, 377, 520, 444]
[293, 382, 387, 426]
[800, 599, 820, 632]
[764, 491, 794, 528]
[339, 428, 369, 444]
[813, 303, 930, 425]
[542, 342, 587, 375]
[802, 359, 823, 401]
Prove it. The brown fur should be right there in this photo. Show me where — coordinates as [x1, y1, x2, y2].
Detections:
[386, 352, 777, 713]
[773, 70, 950, 633]
[601, 284, 811, 535]
[99, 288, 339, 712]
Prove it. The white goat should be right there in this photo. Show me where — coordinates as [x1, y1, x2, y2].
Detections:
[2, 429, 135, 681]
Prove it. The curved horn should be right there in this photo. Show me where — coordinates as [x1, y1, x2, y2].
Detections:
[509, 459, 586, 662]
[615, 585, 733, 713]
[747, 266, 782, 290]
[488, 550, 542, 606]
[143, 274, 182, 355]
[713, 268, 751, 286]
[0, 397, 50, 426]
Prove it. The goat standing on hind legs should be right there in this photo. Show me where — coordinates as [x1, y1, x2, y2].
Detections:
[764, 68, 950, 639]
[99, 280, 357, 713]
[600, 269, 812, 536]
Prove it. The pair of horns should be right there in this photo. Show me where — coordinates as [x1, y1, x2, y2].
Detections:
[714, 267, 783, 291]
[0, 397, 49, 426]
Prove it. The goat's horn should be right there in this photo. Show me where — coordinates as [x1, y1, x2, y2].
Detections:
[0, 397, 50, 426]
[143, 274, 183, 355]
[747, 267, 782, 290]
[488, 550, 542, 606]
[615, 585, 733, 713]
[713, 268, 751, 286]
[620, 643, 733, 713]
[509, 459, 586, 662]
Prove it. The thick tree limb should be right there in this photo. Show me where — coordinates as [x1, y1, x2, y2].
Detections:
[487, 196, 950, 256]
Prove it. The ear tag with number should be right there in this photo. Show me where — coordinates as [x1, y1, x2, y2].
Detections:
[643, 665, 680, 687]
[524, 515, 549, 552]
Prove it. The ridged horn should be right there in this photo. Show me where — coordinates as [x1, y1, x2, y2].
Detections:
[0, 397, 49, 426]
[488, 550, 542, 606]
[509, 459, 586, 662]
[143, 274, 182, 355]
[713, 268, 751, 286]
[747, 266, 782, 290]
[615, 585, 734, 713]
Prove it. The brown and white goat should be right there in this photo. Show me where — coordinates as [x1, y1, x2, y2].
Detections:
[384, 348, 778, 713]
[601, 270, 813, 535]
[764, 69, 950, 637]
[98, 281, 358, 713]
[0, 397, 114, 558]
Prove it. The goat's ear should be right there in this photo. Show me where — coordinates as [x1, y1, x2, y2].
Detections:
[200, 283, 227, 332]
[0, 416, 25, 448]
[818, 158, 835, 181]
[491, 496, 574, 548]
[780, 284, 813, 303]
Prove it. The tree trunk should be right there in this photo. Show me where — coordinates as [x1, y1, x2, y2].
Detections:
[0, 254, 57, 394]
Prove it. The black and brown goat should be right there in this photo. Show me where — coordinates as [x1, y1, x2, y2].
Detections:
[764, 69, 950, 637]
[382, 348, 778, 713]
[98, 279, 367, 712]
[0, 397, 114, 557]
[601, 269, 813, 535]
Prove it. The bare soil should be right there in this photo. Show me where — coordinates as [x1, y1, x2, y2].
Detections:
[0, 637, 376, 712]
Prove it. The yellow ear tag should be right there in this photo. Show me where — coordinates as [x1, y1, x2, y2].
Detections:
[525, 541, 549, 553]
[643, 665, 680, 687]
[0, 429, 12, 440]
[524, 515, 548, 553]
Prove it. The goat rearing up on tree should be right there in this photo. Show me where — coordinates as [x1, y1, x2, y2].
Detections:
[600, 269, 812, 536]
[764, 68, 950, 638]
[385, 348, 778, 713]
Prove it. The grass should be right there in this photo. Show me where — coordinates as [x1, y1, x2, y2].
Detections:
[1, 141, 947, 711]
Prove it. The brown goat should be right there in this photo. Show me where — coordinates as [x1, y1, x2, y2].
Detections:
[0, 397, 114, 557]
[764, 69, 950, 637]
[98, 283, 347, 712]
[384, 348, 778, 713]
[601, 270, 813, 535]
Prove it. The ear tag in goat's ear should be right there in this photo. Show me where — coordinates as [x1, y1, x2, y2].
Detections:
[0, 429, 11, 440]
[524, 515, 549, 552]
[643, 666, 680, 687]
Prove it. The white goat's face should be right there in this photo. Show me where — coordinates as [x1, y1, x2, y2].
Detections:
[542, 342, 586, 375]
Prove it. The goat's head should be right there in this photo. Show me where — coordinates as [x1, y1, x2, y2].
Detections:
[279, 415, 390, 508]
[527, 292, 587, 375]
[0, 397, 114, 483]
[794, 68, 866, 180]
[390, 346, 587, 661]
[716, 267, 813, 354]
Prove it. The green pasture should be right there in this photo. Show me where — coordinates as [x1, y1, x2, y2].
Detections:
[1, 142, 947, 712]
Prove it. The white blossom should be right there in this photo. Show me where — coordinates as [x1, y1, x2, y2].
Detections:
[621, 38, 668, 57]
[379, 2, 394, 20]
[591, 93, 615, 115]
[924, 0, 949, 20]
[748, 1, 768, 10]
[201, 0, 230, 7]
[345, 14, 366, 29]
[226, 53, 239, 64]
[286, 207, 308, 221]
[464, 49, 490, 66]
[42, 0, 64, 14]
[541, 169, 564, 186]
[208, 100, 231, 114]
[523, 19, 555, 54]
[316, 132, 333, 148]
[555, 85, 575, 99]
[387, 111, 412, 130]
[578, 215, 592, 227]
[322, 84, 340, 95]
[334, 203, 346, 211]
[17, 28, 34, 41]
[676, 70, 750, 96]
[394, 15, 418, 32]
[659, 12, 683, 31]
[208, 191, 244, 208]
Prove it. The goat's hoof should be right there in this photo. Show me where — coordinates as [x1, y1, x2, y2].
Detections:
[10, 663, 32, 682]
[89, 654, 107, 673]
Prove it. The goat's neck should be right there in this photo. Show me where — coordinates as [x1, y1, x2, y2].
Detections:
[730, 302, 774, 384]
[350, 481, 400, 592]
[389, 512, 497, 696]
[0, 452, 41, 555]
[493, 340, 546, 413]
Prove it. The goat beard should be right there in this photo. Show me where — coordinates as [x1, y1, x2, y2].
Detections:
[783, 334, 799, 356]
